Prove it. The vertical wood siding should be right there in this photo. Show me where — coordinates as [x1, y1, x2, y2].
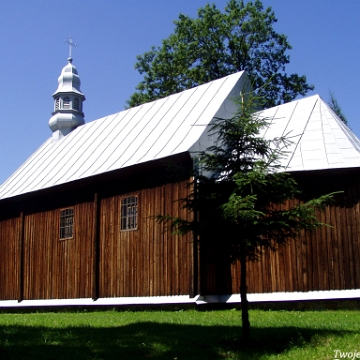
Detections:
[0, 217, 20, 299]
[99, 180, 192, 298]
[21, 201, 94, 300]
[201, 178, 360, 295]
[1, 169, 359, 301]
[1, 176, 193, 301]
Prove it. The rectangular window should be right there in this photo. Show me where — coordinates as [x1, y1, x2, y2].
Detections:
[60, 208, 74, 240]
[121, 196, 138, 230]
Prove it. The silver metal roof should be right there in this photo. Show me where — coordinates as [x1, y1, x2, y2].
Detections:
[1, 71, 360, 201]
[0, 71, 247, 200]
[259, 95, 360, 172]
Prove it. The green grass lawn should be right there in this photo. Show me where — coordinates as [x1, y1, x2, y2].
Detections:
[0, 308, 359, 359]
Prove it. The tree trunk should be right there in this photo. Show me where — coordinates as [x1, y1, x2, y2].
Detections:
[240, 251, 250, 342]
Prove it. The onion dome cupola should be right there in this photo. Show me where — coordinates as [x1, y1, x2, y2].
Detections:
[49, 55, 85, 140]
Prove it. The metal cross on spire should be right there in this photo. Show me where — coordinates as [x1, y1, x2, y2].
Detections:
[64, 36, 78, 62]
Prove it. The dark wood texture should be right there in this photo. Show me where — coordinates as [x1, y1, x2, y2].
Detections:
[20, 202, 94, 300]
[18, 212, 25, 302]
[99, 181, 192, 298]
[200, 170, 360, 295]
[92, 193, 100, 300]
[0, 164, 359, 301]
[0, 217, 20, 300]
[0, 176, 192, 300]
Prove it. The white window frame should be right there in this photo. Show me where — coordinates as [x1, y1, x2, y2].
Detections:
[121, 196, 138, 231]
[60, 207, 74, 240]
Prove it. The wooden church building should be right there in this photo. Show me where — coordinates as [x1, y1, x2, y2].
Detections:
[0, 56, 359, 307]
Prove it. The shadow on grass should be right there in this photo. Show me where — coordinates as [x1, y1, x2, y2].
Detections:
[0, 322, 354, 360]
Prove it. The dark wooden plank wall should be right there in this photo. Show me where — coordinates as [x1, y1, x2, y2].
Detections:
[99, 181, 192, 298]
[0, 179, 192, 301]
[0, 203, 95, 300]
[22, 202, 95, 300]
[0, 217, 20, 300]
[1, 168, 359, 301]
[201, 179, 360, 295]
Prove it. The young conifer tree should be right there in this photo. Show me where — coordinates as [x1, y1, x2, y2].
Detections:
[161, 89, 335, 342]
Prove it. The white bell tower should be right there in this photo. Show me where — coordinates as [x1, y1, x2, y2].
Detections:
[49, 37, 85, 140]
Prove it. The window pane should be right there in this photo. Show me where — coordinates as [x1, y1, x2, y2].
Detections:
[60, 208, 74, 239]
[121, 196, 138, 230]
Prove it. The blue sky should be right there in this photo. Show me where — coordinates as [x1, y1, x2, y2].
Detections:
[0, 0, 359, 184]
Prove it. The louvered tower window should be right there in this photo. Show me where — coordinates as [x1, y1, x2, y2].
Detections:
[74, 97, 80, 111]
[63, 97, 70, 109]
[55, 98, 60, 111]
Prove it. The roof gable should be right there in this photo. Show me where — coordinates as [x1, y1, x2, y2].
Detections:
[2, 72, 360, 201]
[260, 95, 360, 171]
[0, 71, 248, 200]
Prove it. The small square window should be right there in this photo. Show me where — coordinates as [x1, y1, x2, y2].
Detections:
[60, 208, 74, 240]
[121, 196, 138, 230]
